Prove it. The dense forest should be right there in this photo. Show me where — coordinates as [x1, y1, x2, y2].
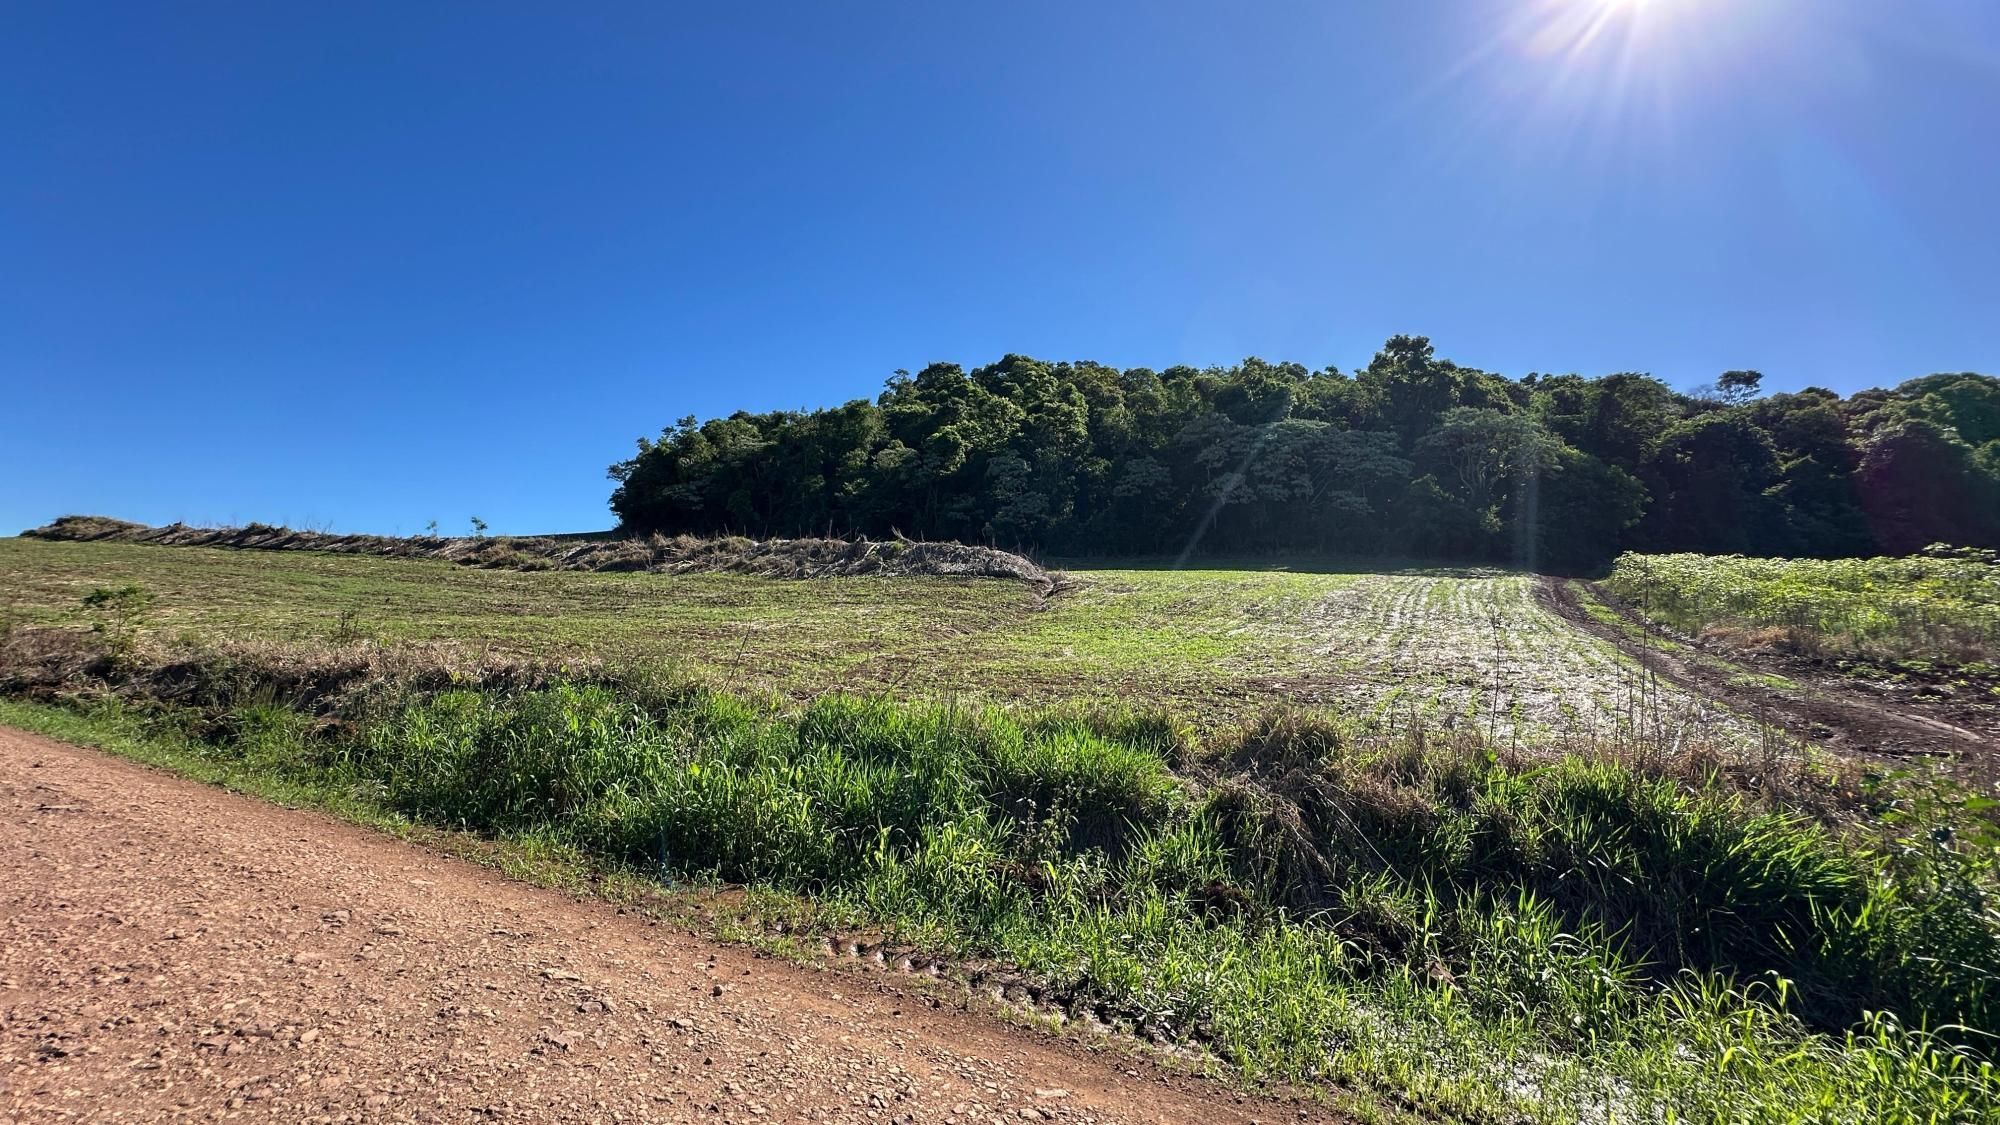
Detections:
[608, 336, 2000, 568]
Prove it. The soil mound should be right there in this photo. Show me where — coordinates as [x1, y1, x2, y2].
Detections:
[23, 516, 1055, 591]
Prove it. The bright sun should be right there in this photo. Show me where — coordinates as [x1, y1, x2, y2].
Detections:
[1462, 0, 1751, 159]
[1519, 0, 1713, 60]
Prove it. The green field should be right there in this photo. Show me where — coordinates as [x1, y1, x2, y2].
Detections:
[5, 535, 1996, 1122]
[0, 537, 1732, 740]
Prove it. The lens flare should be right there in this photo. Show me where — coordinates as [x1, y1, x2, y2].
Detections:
[1472, 0, 1760, 161]
[1518, 0, 1707, 63]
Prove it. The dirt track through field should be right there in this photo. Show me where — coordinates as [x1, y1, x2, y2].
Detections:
[0, 727, 1326, 1124]
[1538, 579, 1998, 781]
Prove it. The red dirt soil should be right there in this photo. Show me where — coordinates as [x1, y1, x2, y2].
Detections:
[0, 726, 1335, 1124]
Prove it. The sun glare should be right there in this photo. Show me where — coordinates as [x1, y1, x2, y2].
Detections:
[1478, 0, 1754, 155]
[1519, 0, 1684, 62]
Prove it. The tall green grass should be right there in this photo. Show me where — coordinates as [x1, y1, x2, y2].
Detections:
[1605, 549, 2000, 666]
[6, 644, 1997, 1123]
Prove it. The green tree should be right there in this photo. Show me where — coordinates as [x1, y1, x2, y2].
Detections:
[1531, 450, 1648, 570]
[1637, 414, 1788, 554]
[606, 343, 2000, 564]
[1717, 369, 1764, 405]
[1855, 418, 2000, 553]
[1357, 336, 1513, 448]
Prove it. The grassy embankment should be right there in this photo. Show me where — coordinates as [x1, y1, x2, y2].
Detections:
[2, 537, 1997, 1122]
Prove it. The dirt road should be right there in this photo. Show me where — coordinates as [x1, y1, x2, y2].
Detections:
[0, 727, 1322, 1124]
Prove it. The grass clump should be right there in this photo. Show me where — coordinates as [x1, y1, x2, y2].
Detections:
[354, 687, 1183, 894]
[2, 632, 1996, 1122]
[1203, 717, 1999, 1036]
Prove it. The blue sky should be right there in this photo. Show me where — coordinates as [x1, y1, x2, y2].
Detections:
[5, 1, 1997, 535]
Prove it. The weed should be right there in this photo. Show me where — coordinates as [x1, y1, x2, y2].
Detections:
[331, 607, 371, 643]
[77, 583, 153, 661]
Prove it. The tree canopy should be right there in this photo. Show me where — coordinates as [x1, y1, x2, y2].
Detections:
[608, 337, 2000, 568]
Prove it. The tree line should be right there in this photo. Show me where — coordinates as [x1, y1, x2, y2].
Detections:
[608, 336, 2000, 568]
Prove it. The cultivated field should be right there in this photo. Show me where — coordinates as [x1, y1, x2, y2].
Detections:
[0, 538, 1728, 742]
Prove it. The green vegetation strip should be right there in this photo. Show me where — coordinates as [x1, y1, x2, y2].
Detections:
[1606, 550, 2000, 672]
[3, 635, 1996, 1123]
